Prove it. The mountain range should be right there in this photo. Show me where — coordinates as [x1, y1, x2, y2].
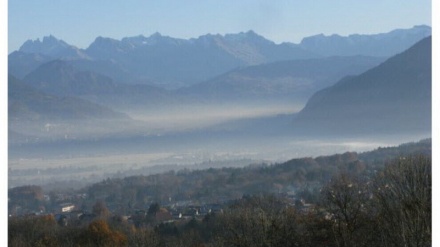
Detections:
[20, 60, 174, 111]
[180, 55, 385, 102]
[8, 26, 432, 144]
[299, 25, 431, 57]
[19, 53, 387, 110]
[9, 25, 431, 89]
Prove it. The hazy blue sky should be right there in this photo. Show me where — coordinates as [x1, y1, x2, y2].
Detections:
[8, 0, 431, 53]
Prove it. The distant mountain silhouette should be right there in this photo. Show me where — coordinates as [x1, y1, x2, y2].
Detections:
[10, 26, 431, 90]
[22, 53, 386, 108]
[19, 35, 90, 60]
[21, 60, 171, 110]
[84, 31, 317, 88]
[8, 75, 128, 121]
[8, 51, 53, 79]
[23, 60, 118, 96]
[299, 25, 431, 57]
[293, 36, 431, 136]
[180, 55, 386, 102]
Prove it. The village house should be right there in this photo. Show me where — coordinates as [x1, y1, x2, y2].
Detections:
[58, 203, 75, 213]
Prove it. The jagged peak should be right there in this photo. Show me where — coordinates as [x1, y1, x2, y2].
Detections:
[122, 34, 147, 40]
[225, 30, 274, 46]
[18, 35, 76, 57]
[121, 35, 148, 46]
[86, 36, 123, 51]
[42, 34, 60, 42]
[93, 36, 120, 43]
[150, 32, 162, 37]
[23, 35, 69, 46]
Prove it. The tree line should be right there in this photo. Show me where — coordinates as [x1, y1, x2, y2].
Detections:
[9, 153, 431, 246]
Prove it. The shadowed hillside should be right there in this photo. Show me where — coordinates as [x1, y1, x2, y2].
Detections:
[293, 36, 431, 136]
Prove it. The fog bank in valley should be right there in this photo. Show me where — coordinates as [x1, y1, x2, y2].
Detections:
[8, 101, 429, 190]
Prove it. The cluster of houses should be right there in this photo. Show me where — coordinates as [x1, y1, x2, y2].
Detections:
[9, 188, 317, 228]
[56, 197, 313, 228]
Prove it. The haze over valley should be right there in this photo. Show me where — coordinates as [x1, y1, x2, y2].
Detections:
[8, 25, 432, 189]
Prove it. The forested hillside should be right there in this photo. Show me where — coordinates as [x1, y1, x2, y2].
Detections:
[9, 139, 431, 246]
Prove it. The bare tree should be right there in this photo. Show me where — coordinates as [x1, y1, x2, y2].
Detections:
[373, 155, 431, 247]
[321, 172, 371, 247]
[92, 200, 110, 218]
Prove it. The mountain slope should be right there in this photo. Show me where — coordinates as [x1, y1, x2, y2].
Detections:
[8, 75, 128, 121]
[180, 55, 386, 102]
[8, 51, 53, 79]
[23, 60, 118, 96]
[21, 60, 171, 110]
[293, 36, 432, 135]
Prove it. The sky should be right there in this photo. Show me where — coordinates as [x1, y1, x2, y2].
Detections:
[7, 0, 431, 53]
